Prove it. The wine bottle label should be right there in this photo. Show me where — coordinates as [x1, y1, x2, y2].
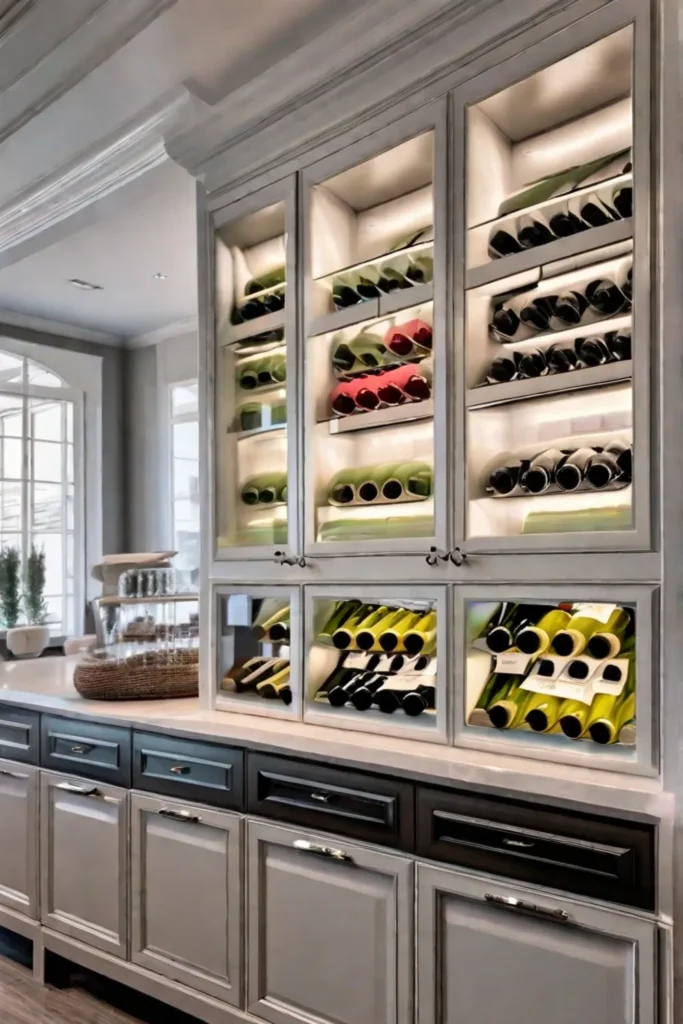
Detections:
[520, 663, 593, 703]
[571, 602, 618, 624]
[495, 651, 535, 675]
[593, 659, 630, 697]
[345, 651, 378, 670]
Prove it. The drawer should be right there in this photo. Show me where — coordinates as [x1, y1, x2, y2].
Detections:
[417, 786, 655, 911]
[41, 716, 131, 787]
[0, 706, 39, 764]
[132, 732, 244, 810]
[248, 753, 414, 851]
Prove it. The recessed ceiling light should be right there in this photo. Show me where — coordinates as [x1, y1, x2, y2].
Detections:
[68, 278, 103, 291]
[153, 272, 167, 280]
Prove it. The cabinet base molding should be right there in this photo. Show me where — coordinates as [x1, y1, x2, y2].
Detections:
[41, 930, 260, 1024]
[0, 903, 40, 941]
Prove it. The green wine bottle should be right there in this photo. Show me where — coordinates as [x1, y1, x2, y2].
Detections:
[256, 664, 291, 698]
[516, 608, 571, 655]
[381, 462, 433, 501]
[332, 331, 386, 375]
[355, 607, 406, 651]
[585, 607, 632, 660]
[587, 656, 636, 745]
[487, 678, 530, 729]
[244, 266, 286, 295]
[378, 610, 422, 652]
[251, 600, 289, 640]
[332, 604, 377, 650]
[318, 600, 362, 641]
[552, 605, 618, 657]
[403, 611, 437, 656]
[524, 692, 564, 732]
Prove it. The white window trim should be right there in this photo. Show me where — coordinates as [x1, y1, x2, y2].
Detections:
[168, 379, 199, 561]
[0, 336, 102, 636]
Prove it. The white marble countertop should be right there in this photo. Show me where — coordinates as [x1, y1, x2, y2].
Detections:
[0, 655, 672, 824]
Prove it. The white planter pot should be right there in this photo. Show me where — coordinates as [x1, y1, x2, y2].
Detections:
[6, 625, 50, 659]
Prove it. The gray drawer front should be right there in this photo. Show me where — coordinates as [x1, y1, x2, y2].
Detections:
[41, 716, 131, 787]
[133, 732, 243, 810]
[0, 706, 39, 764]
[248, 753, 414, 851]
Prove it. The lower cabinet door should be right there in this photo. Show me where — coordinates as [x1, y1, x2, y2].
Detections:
[40, 771, 128, 957]
[130, 793, 243, 1006]
[0, 760, 38, 919]
[417, 863, 657, 1024]
[247, 819, 413, 1024]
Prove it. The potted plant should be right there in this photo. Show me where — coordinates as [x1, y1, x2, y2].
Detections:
[5, 545, 50, 658]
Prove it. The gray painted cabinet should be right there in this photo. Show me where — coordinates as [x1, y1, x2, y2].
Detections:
[0, 760, 38, 920]
[247, 819, 413, 1024]
[40, 770, 128, 958]
[130, 792, 243, 1006]
[416, 863, 657, 1024]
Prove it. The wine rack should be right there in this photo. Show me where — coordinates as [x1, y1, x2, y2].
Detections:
[304, 587, 448, 742]
[215, 587, 300, 719]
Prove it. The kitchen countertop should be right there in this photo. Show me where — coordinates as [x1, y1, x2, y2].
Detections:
[0, 655, 673, 826]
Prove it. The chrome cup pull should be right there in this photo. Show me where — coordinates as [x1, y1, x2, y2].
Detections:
[293, 839, 352, 862]
[159, 807, 202, 824]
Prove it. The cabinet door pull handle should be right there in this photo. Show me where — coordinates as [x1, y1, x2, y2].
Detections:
[70, 744, 91, 754]
[293, 838, 352, 862]
[502, 838, 535, 849]
[485, 893, 569, 923]
[169, 765, 191, 775]
[159, 807, 202, 824]
[309, 791, 334, 803]
[0, 769, 27, 779]
[56, 781, 99, 797]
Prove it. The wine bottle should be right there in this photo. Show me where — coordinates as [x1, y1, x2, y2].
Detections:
[315, 660, 352, 699]
[548, 201, 586, 237]
[489, 304, 534, 343]
[585, 277, 629, 316]
[403, 611, 437, 656]
[252, 603, 289, 641]
[616, 697, 636, 745]
[517, 212, 555, 249]
[552, 606, 615, 657]
[402, 684, 436, 717]
[520, 296, 556, 332]
[550, 290, 589, 327]
[486, 353, 521, 384]
[558, 698, 592, 739]
[377, 264, 412, 292]
[256, 664, 291, 699]
[546, 343, 579, 374]
[604, 329, 631, 361]
[488, 460, 524, 496]
[481, 603, 532, 653]
[488, 226, 523, 260]
[237, 362, 262, 390]
[327, 669, 374, 707]
[520, 448, 566, 494]
[585, 439, 631, 489]
[378, 610, 421, 652]
[517, 350, 548, 379]
[349, 675, 387, 711]
[356, 464, 400, 504]
[380, 462, 433, 501]
[377, 364, 432, 404]
[355, 607, 405, 651]
[470, 672, 512, 717]
[585, 608, 632, 659]
[240, 473, 287, 506]
[622, 266, 633, 301]
[376, 678, 425, 713]
[575, 335, 612, 367]
[488, 679, 530, 729]
[384, 319, 433, 358]
[355, 267, 383, 301]
[318, 601, 361, 641]
[587, 656, 635, 744]
[332, 273, 363, 309]
[237, 658, 289, 692]
[515, 608, 571, 655]
[346, 377, 382, 412]
[245, 267, 286, 294]
[612, 183, 632, 219]
[257, 354, 287, 386]
[524, 693, 564, 732]
[579, 193, 616, 227]
[332, 331, 386, 375]
[405, 254, 433, 284]
[327, 468, 363, 506]
[221, 656, 269, 692]
[332, 604, 377, 650]
[555, 448, 598, 491]
[268, 620, 290, 643]
[330, 381, 358, 416]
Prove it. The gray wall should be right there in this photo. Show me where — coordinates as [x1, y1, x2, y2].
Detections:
[0, 320, 125, 556]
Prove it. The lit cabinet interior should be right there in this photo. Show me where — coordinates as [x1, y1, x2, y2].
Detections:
[307, 131, 437, 548]
[215, 199, 290, 551]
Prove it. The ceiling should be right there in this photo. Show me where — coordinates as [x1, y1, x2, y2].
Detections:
[0, 160, 197, 340]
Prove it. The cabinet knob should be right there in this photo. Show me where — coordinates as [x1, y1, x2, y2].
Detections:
[274, 550, 306, 567]
[425, 546, 449, 566]
[449, 547, 468, 567]
[484, 893, 569, 923]
[293, 838, 352, 862]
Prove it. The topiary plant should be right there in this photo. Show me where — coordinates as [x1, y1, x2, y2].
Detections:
[24, 545, 48, 626]
[0, 546, 21, 628]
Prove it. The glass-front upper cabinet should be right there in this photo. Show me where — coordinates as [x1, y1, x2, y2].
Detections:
[458, 16, 650, 553]
[304, 107, 446, 555]
[213, 182, 297, 558]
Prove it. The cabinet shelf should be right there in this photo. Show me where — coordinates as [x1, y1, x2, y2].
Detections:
[490, 313, 632, 355]
[466, 218, 633, 291]
[467, 361, 632, 408]
[219, 310, 286, 347]
[310, 281, 433, 337]
[235, 423, 287, 441]
[324, 398, 433, 434]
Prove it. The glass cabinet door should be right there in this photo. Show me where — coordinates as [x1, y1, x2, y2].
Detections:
[304, 108, 447, 555]
[213, 182, 297, 558]
[457, 18, 650, 553]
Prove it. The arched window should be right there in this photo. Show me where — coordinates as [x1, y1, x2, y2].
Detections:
[0, 340, 99, 639]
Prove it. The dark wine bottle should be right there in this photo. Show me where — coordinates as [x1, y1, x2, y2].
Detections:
[622, 266, 632, 301]
[517, 350, 548, 379]
[612, 183, 632, 219]
[604, 329, 631, 361]
[488, 460, 524, 496]
[517, 212, 555, 249]
[585, 439, 631, 489]
[488, 227, 523, 260]
[550, 290, 589, 327]
[376, 679, 422, 714]
[349, 674, 387, 711]
[402, 684, 436, 717]
[520, 448, 566, 494]
[327, 670, 372, 707]
[486, 353, 520, 384]
[585, 278, 629, 316]
[579, 193, 616, 227]
[575, 335, 612, 367]
[548, 202, 586, 237]
[316, 660, 352, 699]
[482, 603, 526, 654]
[546, 343, 579, 374]
[519, 296, 556, 332]
[555, 447, 597, 491]
[490, 304, 523, 341]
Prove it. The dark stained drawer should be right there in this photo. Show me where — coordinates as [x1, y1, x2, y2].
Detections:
[41, 716, 131, 787]
[133, 731, 244, 810]
[248, 753, 414, 851]
[0, 706, 39, 764]
[417, 785, 655, 911]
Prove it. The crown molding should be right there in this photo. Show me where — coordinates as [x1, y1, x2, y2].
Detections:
[126, 315, 198, 350]
[0, 308, 123, 347]
[0, 0, 178, 146]
[0, 86, 204, 265]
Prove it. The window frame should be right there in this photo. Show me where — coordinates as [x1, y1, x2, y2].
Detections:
[169, 378, 200, 571]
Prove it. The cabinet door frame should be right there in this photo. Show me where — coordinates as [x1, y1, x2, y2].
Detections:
[452, 582, 658, 776]
[39, 770, 128, 958]
[204, 175, 300, 565]
[301, 99, 450, 561]
[450, 0, 653, 557]
[247, 817, 414, 1024]
[303, 582, 449, 743]
[416, 861, 657, 1024]
[0, 760, 38, 920]
[130, 792, 243, 1006]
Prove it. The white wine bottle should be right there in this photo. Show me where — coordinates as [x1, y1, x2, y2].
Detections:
[585, 608, 632, 660]
[403, 611, 437, 656]
[551, 606, 616, 657]
[515, 608, 571, 655]
[487, 678, 530, 729]
[355, 607, 405, 652]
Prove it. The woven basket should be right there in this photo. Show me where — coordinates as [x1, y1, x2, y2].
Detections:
[73, 646, 199, 701]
